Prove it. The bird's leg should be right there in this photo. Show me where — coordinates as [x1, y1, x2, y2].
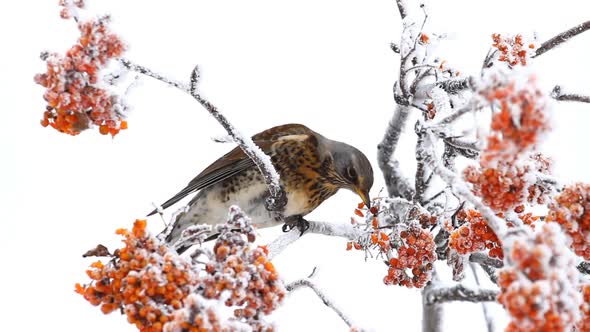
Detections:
[282, 215, 310, 235]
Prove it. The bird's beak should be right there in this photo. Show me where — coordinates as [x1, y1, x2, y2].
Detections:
[356, 188, 371, 209]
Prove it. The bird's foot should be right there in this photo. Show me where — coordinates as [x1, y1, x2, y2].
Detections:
[282, 215, 310, 235]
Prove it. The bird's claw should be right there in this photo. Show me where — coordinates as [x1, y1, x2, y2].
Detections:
[282, 216, 309, 235]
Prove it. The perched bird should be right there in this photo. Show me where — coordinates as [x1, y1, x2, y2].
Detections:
[148, 123, 373, 250]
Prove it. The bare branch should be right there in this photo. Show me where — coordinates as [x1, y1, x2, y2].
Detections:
[390, 42, 401, 54]
[286, 279, 357, 329]
[377, 105, 415, 200]
[424, 283, 499, 305]
[551, 85, 590, 103]
[119, 58, 286, 214]
[534, 20, 590, 58]
[266, 221, 364, 260]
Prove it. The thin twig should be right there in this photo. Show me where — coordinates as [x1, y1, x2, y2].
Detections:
[432, 101, 479, 126]
[286, 279, 357, 329]
[119, 59, 286, 213]
[470, 263, 495, 332]
[534, 20, 590, 58]
[119, 58, 187, 90]
[551, 85, 590, 103]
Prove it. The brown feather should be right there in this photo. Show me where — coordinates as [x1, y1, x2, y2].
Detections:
[147, 124, 317, 216]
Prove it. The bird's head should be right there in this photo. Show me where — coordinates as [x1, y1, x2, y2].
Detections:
[329, 142, 374, 208]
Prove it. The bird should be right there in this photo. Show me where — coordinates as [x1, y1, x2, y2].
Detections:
[148, 123, 373, 252]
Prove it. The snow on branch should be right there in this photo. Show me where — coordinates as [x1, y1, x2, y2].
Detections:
[286, 278, 358, 329]
[579, 261, 590, 275]
[534, 20, 590, 58]
[424, 284, 499, 305]
[119, 59, 286, 213]
[266, 221, 364, 260]
[377, 105, 415, 200]
[469, 252, 503, 269]
[551, 85, 590, 103]
[395, 0, 408, 20]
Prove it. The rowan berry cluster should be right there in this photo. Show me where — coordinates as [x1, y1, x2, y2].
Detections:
[76, 207, 284, 332]
[498, 223, 581, 332]
[385, 224, 436, 288]
[76, 219, 196, 331]
[464, 164, 527, 213]
[484, 81, 548, 162]
[448, 209, 503, 259]
[467, 72, 551, 215]
[198, 206, 285, 329]
[348, 202, 384, 251]
[59, 0, 85, 19]
[492, 33, 535, 67]
[348, 200, 437, 288]
[163, 294, 225, 332]
[546, 183, 590, 260]
[34, 4, 127, 136]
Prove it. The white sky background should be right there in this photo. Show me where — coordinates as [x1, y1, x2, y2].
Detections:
[2, 0, 589, 331]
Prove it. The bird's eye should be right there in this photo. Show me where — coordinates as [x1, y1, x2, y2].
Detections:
[347, 167, 358, 180]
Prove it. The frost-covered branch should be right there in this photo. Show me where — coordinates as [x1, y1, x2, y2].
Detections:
[421, 268, 443, 332]
[414, 126, 427, 203]
[266, 221, 364, 260]
[424, 284, 499, 305]
[119, 59, 187, 90]
[470, 264, 496, 332]
[579, 261, 590, 275]
[395, 0, 408, 20]
[436, 77, 475, 94]
[286, 279, 357, 329]
[415, 77, 476, 100]
[534, 20, 590, 58]
[119, 59, 286, 213]
[378, 105, 415, 200]
[432, 101, 480, 126]
[469, 252, 503, 269]
[551, 85, 590, 103]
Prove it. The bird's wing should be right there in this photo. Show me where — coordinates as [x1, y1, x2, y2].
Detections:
[147, 124, 315, 216]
